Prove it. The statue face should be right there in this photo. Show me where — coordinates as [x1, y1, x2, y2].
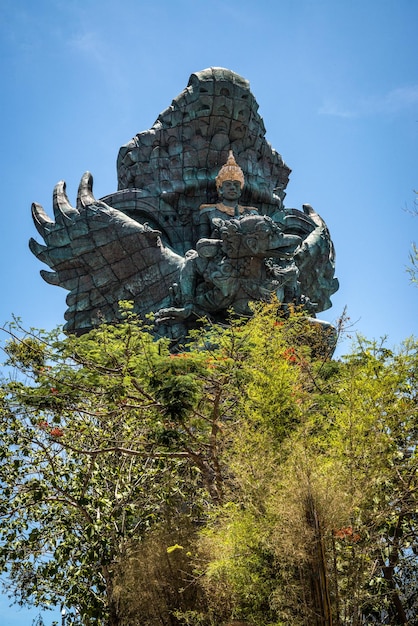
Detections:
[219, 180, 241, 201]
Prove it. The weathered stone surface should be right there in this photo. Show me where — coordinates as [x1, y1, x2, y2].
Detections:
[29, 68, 339, 342]
[116, 68, 291, 253]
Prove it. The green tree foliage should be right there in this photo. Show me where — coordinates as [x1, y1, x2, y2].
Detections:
[0, 303, 417, 626]
[0, 307, 218, 626]
[196, 330, 418, 625]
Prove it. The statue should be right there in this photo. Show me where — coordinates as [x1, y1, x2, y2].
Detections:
[198, 150, 259, 238]
[155, 151, 301, 325]
[29, 67, 339, 343]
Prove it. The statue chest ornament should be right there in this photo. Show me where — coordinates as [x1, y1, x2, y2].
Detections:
[200, 203, 257, 218]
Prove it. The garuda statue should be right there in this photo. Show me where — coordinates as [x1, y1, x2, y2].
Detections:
[29, 67, 339, 343]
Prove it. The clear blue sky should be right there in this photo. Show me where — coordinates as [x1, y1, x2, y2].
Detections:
[1, 0, 417, 623]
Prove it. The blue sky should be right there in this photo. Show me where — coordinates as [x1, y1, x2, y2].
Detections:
[0, 0, 417, 623]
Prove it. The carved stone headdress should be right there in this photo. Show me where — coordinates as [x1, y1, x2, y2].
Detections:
[215, 150, 245, 190]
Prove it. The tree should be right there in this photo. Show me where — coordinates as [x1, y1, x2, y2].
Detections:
[196, 331, 418, 625]
[1, 303, 417, 625]
[0, 305, 231, 625]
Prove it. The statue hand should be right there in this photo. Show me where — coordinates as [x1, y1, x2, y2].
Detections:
[155, 304, 194, 324]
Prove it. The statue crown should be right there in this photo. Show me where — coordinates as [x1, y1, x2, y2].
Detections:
[215, 150, 245, 189]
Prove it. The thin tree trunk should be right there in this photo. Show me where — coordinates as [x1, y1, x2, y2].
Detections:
[379, 512, 409, 625]
[305, 491, 333, 626]
[104, 569, 122, 626]
[331, 535, 341, 625]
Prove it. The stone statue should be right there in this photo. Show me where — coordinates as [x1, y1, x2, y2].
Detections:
[29, 67, 339, 343]
[198, 150, 259, 238]
[155, 151, 301, 325]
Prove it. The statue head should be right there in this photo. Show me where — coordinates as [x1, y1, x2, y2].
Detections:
[215, 150, 245, 192]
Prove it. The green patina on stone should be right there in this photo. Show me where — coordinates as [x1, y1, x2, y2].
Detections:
[29, 68, 339, 344]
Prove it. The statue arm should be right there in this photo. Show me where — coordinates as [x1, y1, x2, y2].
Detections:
[198, 208, 213, 239]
